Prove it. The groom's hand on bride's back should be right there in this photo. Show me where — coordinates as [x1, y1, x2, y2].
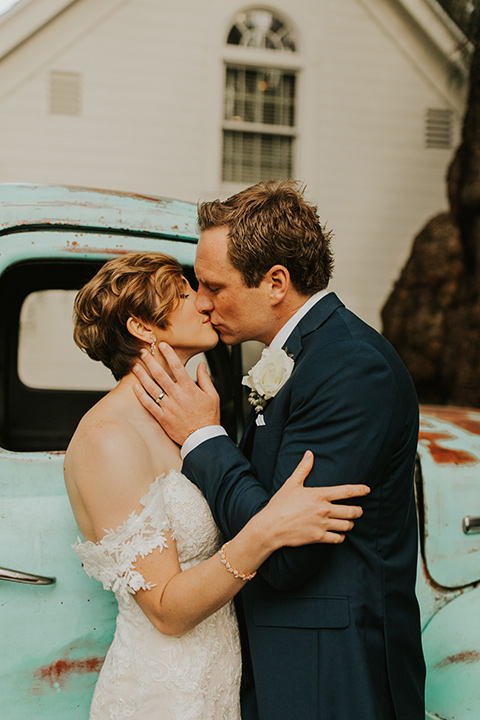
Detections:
[132, 343, 220, 446]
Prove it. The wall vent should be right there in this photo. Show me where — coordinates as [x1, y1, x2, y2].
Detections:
[49, 71, 82, 116]
[425, 108, 453, 149]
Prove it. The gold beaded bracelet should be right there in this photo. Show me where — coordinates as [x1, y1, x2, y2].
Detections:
[219, 541, 257, 581]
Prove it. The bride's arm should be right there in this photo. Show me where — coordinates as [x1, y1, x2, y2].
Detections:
[67, 426, 367, 637]
[134, 451, 367, 637]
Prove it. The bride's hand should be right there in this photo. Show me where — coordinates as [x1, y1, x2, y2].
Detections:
[264, 451, 370, 546]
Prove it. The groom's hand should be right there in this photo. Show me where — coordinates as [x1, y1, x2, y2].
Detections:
[132, 343, 221, 446]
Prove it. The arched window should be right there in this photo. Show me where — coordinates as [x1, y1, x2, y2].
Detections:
[222, 9, 298, 185]
[227, 9, 296, 51]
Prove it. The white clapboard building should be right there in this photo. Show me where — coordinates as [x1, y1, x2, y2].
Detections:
[0, 0, 467, 328]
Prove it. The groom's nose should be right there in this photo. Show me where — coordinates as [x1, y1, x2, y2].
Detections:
[195, 286, 214, 314]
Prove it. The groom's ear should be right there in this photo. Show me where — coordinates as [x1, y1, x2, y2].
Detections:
[264, 265, 290, 306]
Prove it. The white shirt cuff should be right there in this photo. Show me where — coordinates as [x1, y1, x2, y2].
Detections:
[180, 425, 228, 460]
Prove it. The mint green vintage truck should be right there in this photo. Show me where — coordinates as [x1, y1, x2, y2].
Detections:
[0, 184, 479, 719]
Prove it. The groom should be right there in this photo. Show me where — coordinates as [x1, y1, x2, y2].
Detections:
[134, 180, 425, 719]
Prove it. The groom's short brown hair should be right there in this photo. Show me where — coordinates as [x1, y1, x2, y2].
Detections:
[197, 180, 334, 295]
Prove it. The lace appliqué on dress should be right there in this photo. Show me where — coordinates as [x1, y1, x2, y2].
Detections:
[73, 477, 171, 602]
[73, 469, 242, 720]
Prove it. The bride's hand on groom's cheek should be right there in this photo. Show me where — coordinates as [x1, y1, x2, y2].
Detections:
[132, 344, 220, 445]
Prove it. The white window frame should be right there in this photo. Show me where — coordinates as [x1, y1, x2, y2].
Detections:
[221, 15, 302, 191]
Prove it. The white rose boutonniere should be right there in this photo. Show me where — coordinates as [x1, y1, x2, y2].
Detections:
[242, 347, 295, 414]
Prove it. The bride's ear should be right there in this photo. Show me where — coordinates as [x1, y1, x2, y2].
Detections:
[126, 317, 154, 343]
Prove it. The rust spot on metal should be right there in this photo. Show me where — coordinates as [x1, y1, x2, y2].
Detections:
[438, 650, 480, 667]
[64, 245, 132, 255]
[34, 656, 104, 688]
[421, 406, 480, 436]
[64, 185, 169, 205]
[418, 431, 478, 465]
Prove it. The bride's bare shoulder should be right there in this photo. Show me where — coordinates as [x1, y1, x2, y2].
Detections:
[65, 403, 161, 539]
[66, 400, 149, 478]
[73, 397, 137, 438]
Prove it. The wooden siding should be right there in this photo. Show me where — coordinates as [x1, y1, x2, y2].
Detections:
[0, 0, 466, 328]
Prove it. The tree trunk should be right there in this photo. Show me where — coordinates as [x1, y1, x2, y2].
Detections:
[448, 20, 480, 282]
[382, 21, 480, 406]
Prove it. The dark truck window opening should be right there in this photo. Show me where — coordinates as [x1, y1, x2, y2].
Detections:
[0, 259, 244, 453]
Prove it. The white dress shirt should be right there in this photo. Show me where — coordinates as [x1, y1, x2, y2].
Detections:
[180, 289, 330, 459]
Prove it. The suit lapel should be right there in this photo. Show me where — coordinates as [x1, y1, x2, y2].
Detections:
[282, 292, 344, 360]
[239, 293, 345, 454]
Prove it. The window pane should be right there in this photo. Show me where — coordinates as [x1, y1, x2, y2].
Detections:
[18, 290, 116, 391]
[222, 130, 293, 183]
[227, 10, 296, 52]
[224, 67, 296, 127]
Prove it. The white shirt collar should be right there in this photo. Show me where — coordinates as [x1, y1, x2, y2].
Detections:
[269, 289, 330, 350]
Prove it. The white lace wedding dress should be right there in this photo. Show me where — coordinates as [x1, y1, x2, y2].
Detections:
[73, 469, 242, 720]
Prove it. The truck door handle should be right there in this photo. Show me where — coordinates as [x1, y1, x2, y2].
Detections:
[462, 516, 480, 535]
[0, 566, 56, 585]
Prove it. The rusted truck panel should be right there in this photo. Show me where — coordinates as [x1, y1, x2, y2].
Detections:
[0, 184, 200, 718]
[1, 185, 480, 718]
[417, 406, 480, 719]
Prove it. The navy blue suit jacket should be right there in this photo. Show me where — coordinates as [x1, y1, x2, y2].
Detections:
[183, 293, 425, 720]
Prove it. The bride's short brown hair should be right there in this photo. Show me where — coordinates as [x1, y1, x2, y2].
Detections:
[74, 252, 185, 380]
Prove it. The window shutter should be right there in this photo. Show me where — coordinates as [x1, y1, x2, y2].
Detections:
[49, 71, 82, 116]
[425, 108, 452, 149]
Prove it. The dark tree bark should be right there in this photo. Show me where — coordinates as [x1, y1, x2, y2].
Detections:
[448, 19, 480, 278]
[382, 19, 480, 407]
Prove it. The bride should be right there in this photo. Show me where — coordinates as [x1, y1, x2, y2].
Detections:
[64, 252, 367, 720]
